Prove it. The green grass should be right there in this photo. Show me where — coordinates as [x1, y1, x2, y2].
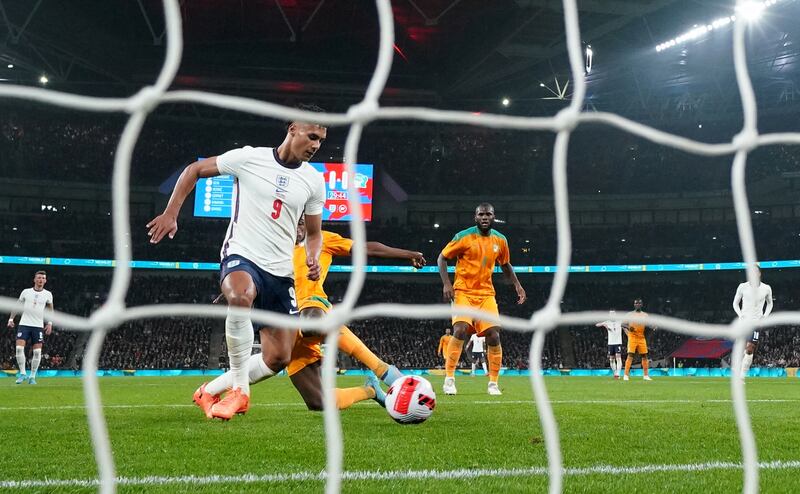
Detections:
[1, 375, 799, 493]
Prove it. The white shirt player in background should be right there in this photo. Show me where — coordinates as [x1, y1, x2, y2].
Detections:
[7, 270, 54, 384]
[466, 333, 487, 375]
[732, 265, 773, 378]
[596, 310, 623, 379]
[147, 105, 326, 420]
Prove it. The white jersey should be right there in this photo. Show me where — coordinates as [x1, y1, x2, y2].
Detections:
[216, 146, 325, 278]
[469, 334, 486, 353]
[18, 288, 53, 328]
[599, 321, 623, 345]
[733, 281, 773, 320]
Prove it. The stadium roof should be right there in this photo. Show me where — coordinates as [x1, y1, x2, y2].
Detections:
[1, 0, 799, 123]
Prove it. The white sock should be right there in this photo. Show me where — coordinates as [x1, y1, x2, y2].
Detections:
[471, 363, 476, 374]
[742, 353, 754, 377]
[616, 355, 623, 374]
[610, 358, 617, 375]
[481, 362, 487, 373]
[248, 353, 275, 384]
[15, 346, 26, 376]
[206, 353, 276, 396]
[205, 370, 233, 396]
[30, 348, 41, 378]
[225, 306, 254, 395]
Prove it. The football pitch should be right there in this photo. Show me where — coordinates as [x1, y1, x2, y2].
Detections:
[1, 375, 799, 493]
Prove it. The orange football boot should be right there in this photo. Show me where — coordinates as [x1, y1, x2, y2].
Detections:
[192, 383, 220, 419]
[210, 388, 250, 420]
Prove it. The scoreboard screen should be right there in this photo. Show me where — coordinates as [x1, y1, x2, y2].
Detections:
[193, 162, 374, 221]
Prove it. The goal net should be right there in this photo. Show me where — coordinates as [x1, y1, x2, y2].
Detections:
[0, 1, 786, 493]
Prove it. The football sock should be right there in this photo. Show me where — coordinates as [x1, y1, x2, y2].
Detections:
[15, 346, 26, 376]
[609, 357, 617, 374]
[225, 306, 254, 396]
[742, 353, 754, 376]
[487, 344, 502, 383]
[445, 337, 464, 378]
[205, 353, 276, 396]
[615, 355, 623, 374]
[338, 326, 388, 377]
[624, 356, 633, 376]
[30, 348, 41, 378]
[481, 362, 487, 373]
[379, 365, 404, 387]
[642, 357, 649, 376]
[336, 386, 374, 410]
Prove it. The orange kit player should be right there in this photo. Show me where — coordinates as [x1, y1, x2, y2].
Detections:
[194, 216, 425, 416]
[437, 328, 452, 366]
[437, 203, 526, 396]
[622, 298, 653, 381]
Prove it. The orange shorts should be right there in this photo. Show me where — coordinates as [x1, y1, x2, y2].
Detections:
[627, 337, 648, 355]
[286, 332, 324, 377]
[452, 291, 500, 336]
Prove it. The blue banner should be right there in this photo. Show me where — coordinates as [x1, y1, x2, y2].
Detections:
[1, 255, 799, 274]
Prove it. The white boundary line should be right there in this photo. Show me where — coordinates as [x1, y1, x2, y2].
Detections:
[2, 460, 799, 489]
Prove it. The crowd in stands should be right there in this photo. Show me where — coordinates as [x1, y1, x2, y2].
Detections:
[5, 209, 800, 270]
[3, 104, 800, 197]
[3, 255, 800, 372]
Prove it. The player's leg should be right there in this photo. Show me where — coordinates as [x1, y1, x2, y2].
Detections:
[15, 334, 27, 383]
[480, 352, 487, 373]
[483, 327, 503, 395]
[471, 352, 477, 375]
[742, 335, 758, 377]
[641, 348, 651, 380]
[608, 346, 617, 378]
[220, 269, 257, 397]
[615, 351, 623, 379]
[337, 325, 402, 386]
[624, 345, 634, 381]
[444, 321, 470, 395]
[290, 361, 383, 411]
[29, 338, 43, 384]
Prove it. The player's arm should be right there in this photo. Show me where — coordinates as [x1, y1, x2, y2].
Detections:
[764, 286, 774, 317]
[7, 292, 23, 328]
[44, 300, 53, 335]
[146, 157, 221, 243]
[437, 252, 454, 302]
[732, 285, 743, 318]
[365, 242, 426, 268]
[304, 213, 323, 281]
[500, 263, 526, 304]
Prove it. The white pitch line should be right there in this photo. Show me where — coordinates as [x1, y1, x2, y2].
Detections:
[1, 460, 799, 489]
[0, 398, 798, 412]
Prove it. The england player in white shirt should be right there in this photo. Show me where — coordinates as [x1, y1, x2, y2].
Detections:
[596, 310, 623, 379]
[466, 333, 487, 375]
[7, 270, 54, 384]
[147, 108, 326, 419]
[732, 266, 773, 378]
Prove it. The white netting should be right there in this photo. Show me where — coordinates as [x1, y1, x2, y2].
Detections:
[0, 0, 791, 492]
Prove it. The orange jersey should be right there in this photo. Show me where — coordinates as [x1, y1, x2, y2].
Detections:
[626, 311, 649, 339]
[441, 226, 510, 297]
[437, 335, 452, 356]
[293, 231, 353, 303]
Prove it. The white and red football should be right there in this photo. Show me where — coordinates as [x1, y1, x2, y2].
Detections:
[385, 376, 436, 424]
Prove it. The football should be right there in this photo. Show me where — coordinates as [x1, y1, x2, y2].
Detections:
[385, 376, 436, 424]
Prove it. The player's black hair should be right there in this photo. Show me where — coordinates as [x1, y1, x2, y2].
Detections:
[286, 103, 326, 130]
[475, 202, 495, 213]
[34, 270, 46, 277]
